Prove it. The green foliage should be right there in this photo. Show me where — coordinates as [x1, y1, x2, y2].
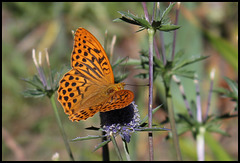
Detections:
[3, 2, 238, 161]
[114, 11, 151, 31]
[71, 135, 105, 142]
[93, 139, 111, 152]
[205, 132, 233, 161]
[213, 76, 238, 110]
[114, 2, 180, 32]
[112, 57, 130, 83]
[22, 69, 61, 98]
[135, 50, 208, 87]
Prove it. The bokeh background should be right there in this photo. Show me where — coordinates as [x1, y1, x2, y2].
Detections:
[2, 2, 238, 161]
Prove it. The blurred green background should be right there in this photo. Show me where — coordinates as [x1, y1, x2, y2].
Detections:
[2, 2, 238, 161]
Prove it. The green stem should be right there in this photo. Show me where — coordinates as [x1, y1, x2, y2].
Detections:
[165, 83, 182, 161]
[147, 27, 155, 161]
[196, 126, 205, 161]
[110, 133, 123, 161]
[122, 140, 131, 161]
[50, 94, 74, 161]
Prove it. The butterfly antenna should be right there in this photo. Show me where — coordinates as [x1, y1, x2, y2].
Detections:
[125, 83, 150, 87]
[122, 56, 130, 74]
[110, 34, 117, 64]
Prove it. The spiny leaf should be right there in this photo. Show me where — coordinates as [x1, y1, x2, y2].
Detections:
[22, 89, 46, 98]
[112, 57, 129, 69]
[71, 135, 104, 142]
[173, 70, 195, 79]
[160, 2, 177, 22]
[206, 125, 230, 137]
[115, 11, 151, 29]
[21, 75, 44, 90]
[93, 139, 111, 152]
[140, 105, 162, 125]
[173, 56, 209, 71]
[136, 127, 170, 132]
[223, 76, 238, 96]
[156, 24, 181, 31]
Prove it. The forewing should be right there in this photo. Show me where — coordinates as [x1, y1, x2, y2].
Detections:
[57, 68, 105, 114]
[71, 27, 114, 84]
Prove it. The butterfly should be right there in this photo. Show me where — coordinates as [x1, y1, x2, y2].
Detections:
[57, 27, 134, 122]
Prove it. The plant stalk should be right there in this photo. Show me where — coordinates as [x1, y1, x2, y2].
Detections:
[165, 83, 182, 161]
[122, 140, 131, 161]
[110, 133, 123, 161]
[50, 94, 74, 161]
[204, 69, 215, 121]
[147, 27, 155, 161]
[197, 126, 205, 161]
[171, 2, 180, 61]
[102, 131, 109, 161]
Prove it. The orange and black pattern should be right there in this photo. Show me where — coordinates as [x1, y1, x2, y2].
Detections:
[57, 27, 134, 122]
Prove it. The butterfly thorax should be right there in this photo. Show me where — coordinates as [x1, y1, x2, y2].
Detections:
[106, 82, 125, 95]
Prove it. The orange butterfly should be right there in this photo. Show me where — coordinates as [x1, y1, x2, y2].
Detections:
[57, 27, 134, 122]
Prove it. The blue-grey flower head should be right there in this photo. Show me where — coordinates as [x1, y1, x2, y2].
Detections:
[100, 102, 140, 143]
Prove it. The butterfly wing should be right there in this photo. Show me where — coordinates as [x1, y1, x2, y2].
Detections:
[58, 28, 115, 121]
[69, 103, 102, 121]
[67, 90, 134, 121]
[100, 90, 134, 112]
[71, 27, 114, 84]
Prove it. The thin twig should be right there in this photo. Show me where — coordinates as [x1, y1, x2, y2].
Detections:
[110, 35, 117, 64]
[194, 78, 202, 123]
[153, 37, 161, 59]
[45, 48, 52, 90]
[147, 28, 154, 160]
[172, 75, 193, 118]
[165, 81, 182, 161]
[142, 2, 150, 23]
[171, 2, 181, 61]
[163, 3, 182, 160]
[156, 2, 160, 20]
[204, 69, 215, 121]
[142, 2, 154, 161]
[50, 95, 75, 161]
[151, 2, 156, 24]
[159, 32, 167, 65]
[110, 132, 123, 161]
[32, 49, 48, 88]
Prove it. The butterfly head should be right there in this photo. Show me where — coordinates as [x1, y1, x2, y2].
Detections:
[115, 82, 125, 90]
